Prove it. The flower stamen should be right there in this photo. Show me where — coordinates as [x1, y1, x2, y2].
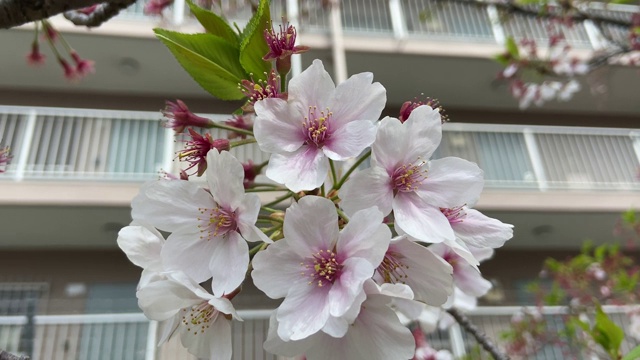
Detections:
[302, 249, 342, 287]
[392, 161, 427, 192]
[303, 106, 332, 148]
[376, 251, 409, 284]
[197, 206, 237, 240]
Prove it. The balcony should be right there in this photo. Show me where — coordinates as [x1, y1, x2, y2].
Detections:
[114, 0, 638, 49]
[1, 105, 638, 192]
[0, 305, 638, 359]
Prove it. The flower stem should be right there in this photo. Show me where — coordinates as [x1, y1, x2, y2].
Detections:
[446, 308, 511, 360]
[329, 159, 338, 186]
[246, 187, 287, 192]
[256, 160, 269, 171]
[210, 122, 254, 137]
[260, 206, 280, 213]
[263, 191, 294, 208]
[258, 215, 283, 223]
[230, 138, 257, 148]
[336, 208, 349, 223]
[333, 150, 371, 190]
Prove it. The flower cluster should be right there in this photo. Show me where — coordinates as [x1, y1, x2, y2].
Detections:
[497, 29, 587, 109]
[120, 57, 513, 359]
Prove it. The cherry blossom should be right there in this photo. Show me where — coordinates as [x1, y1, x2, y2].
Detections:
[373, 235, 453, 305]
[251, 196, 391, 341]
[253, 60, 386, 192]
[131, 150, 269, 296]
[340, 105, 484, 243]
[440, 205, 513, 249]
[263, 280, 416, 360]
[117, 222, 166, 288]
[161, 100, 214, 133]
[137, 271, 239, 360]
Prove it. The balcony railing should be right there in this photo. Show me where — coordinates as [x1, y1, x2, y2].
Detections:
[0, 306, 638, 359]
[1, 105, 639, 191]
[115, 0, 639, 49]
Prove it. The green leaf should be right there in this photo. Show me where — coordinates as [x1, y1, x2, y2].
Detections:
[505, 36, 519, 59]
[622, 209, 637, 225]
[154, 29, 247, 100]
[592, 305, 624, 358]
[239, 0, 272, 80]
[622, 345, 640, 360]
[186, 0, 239, 45]
[493, 53, 511, 66]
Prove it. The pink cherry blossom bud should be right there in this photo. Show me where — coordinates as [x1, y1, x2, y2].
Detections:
[26, 42, 46, 66]
[240, 70, 285, 112]
[161, 100, 213, 133]
[263, 21, 310, 76]
[242, 160, 259, 189]
[144, 0, 174, 15]
[225, 114, 253, 139]
[70, 51, 95, 77]
[177, 128, 230, 177]
[600, 285, 611, 297]
[0, 147, 11, 173]
[58, 58, 78, 81]
[399, 97, 448, 123]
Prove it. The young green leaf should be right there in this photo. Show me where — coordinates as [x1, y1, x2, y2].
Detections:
[505, 36, 519, 59]
[186, 0, 239, 45]
[592, 305, 624, 358]
[622, 345, 640, 360]
[239, 0, 272, 81]
[154, 29, 247, 100]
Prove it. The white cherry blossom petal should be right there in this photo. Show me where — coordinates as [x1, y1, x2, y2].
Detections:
[208, 231, 249, 297]
[452, 208, 513, 248]
[205, 150, 245, 210]
[283, 196, 339, 257]
[322, 120, 377, 160]
[162, 230, 219, 283]
[277, 283, 331, 341]
[337, 206, 390, 266]
[417, 157, 484, 208]
[265, 146, 329, 192]
[117, 224, 164, 271]
[131, 180, 211, 232]
[136, 277, 202, 321]
[254, 98, 306, 153]
[339, 166, 393, 216]
[236, 194, 271, 243]
[328, 257, 375, 318]
[393, 193, 455, 243]
[251, 240, 308, 299]
[328, 72, 386, 128]
[288, 59, 335, 109]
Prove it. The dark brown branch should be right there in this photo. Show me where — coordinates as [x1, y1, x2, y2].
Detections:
[0, 0, 108, 29]
[63, 0, 137, 27]
[447, 308, 511, 360]
[0, 350, 29, 360]
[434, 0, 633, 29]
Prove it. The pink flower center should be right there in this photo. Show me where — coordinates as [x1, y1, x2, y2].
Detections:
[303, 106, 332, 148]
[197, 205, 237, 239]
[181, 302, 219, 335]
[440, 206, 466, 224]
[376, 250, 409, 284]
[392, 162, 426, 192]
[303, 249, 342, 287]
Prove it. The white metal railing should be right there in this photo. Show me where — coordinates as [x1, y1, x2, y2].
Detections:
[1, 306, 638, 359]
[113, 0, 639, 49]
[1, 105, 639, 191]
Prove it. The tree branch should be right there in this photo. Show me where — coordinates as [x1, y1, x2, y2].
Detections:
[433, 0, 633, 29]
[447, 308, 511, 360]
[0, 0, 136, 29]
[0, 350, 29, 360]
[63, 0, 137, 27]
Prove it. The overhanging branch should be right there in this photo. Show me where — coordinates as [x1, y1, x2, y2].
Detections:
[0, 0, 135, 29]
[63, 0, 137, 27]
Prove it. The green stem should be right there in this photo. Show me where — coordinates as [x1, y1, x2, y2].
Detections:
[249, 182, 279, 188]
[336, 208, 350, 223]
[33, 22, 40, 44]
[333, 150, 371, 190]
[260, 206, 280, 213]
[263, 192, 294, 208]
[246, 188, 288, 192]
[320, 183, 326, 197]
[258, 214, 283, 223]
[255, 160, 269, 172]
[280, 71, 287, 92]
[210, 122, 254, 137]
[249, 242, 267, 256]
[230, 138, 256, 148]
[42, 21, 64, 60]
[329, 159, 338, 186]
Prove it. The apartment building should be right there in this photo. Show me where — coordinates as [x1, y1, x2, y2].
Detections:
[0, 0, 639, 358]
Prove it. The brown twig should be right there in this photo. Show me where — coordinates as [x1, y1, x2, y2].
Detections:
[0, 0, 104, 29]
[0, 350, 29, 360]
[447, 308, 511, 360]
[63, 0, 137, 27]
